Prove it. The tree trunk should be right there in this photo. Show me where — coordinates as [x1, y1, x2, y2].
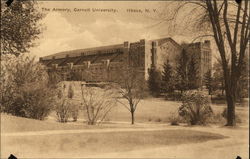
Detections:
[226, 94, 236, 126]
[131, 111, 135, 125]
[224, 78, 237, 126]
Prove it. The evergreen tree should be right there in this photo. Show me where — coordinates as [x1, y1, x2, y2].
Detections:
[175, 49, 189, 93]
[213, 60, 225, 96]
[148, 68, 162, 97]
[162, 60, 175, 93]
[204, 70, 213, 95]
[236, 57, 249, 101]
[187, 55, 199, 89]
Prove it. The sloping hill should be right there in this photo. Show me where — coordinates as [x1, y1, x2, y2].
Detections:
[1, 114, 90, 133]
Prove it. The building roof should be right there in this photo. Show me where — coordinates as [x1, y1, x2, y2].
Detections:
[41, 37, 181, 60]
[150, 37, 182, 49]
[41, 43, 124, 60]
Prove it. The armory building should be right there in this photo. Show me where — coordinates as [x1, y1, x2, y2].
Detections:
[40, 37, 212, 86]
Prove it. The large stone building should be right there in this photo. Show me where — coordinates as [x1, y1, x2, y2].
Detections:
[40, 37, 212, 86]
[185, 40, 212, 86]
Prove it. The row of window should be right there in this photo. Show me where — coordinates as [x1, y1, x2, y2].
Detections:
[80, 49, 123, 56]
[58, 66, 122, 72]
[203, 51, 210, 64]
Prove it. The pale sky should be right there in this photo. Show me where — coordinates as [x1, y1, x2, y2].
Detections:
[30, 1, 217, 59]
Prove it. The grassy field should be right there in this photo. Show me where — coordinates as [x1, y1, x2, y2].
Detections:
[50, 82, 249, 125]
[1, 114, 149, 133]
[48, 97, 249, 125]
[1, 96, 247, 158]
[2, 96, 248, 134]
[1, 82, 248, 158]
[1, 128, 225, 158]
[1, 114, 114, 133]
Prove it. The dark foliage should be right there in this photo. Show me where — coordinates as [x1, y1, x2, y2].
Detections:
[204, 70, 213, 95]
[187, 55, 199, 89]
[213, 61, 225, 96]
[1, 56, 55, 120]
[148, 68, 162, 97]
[175, 49, 189, 92]
[179, 91, 213, 125]
[10, 84, 54, 120]
[162, 60, 175, 93]
[48, 70, 62, 88]
[1, 0, 44, 56]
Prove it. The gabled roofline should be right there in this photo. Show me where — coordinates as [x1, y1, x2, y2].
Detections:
[150, 37, 182, 49]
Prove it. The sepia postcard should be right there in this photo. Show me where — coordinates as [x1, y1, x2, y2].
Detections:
[1, 0, 249, 159]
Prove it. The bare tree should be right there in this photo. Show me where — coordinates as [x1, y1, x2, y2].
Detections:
[160, 0, 249, 126]
[55, 83, 74, 123]
[205, 0, 249, 126]
[80, 84, 117, 125]
[115, 67, 146, 125]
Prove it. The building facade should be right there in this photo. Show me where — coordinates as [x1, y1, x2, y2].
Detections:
[185, 40, 212, 86]
[40, 37, 212, 86]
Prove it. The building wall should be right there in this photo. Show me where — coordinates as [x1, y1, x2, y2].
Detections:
[154, 40, 182, 72]
[186, 40, 212, 86]
[40, 38, 211, 86]
[143, 38, 182, 80]
[144, 40, 153, 80]
[201, 41, 212, 78]
[128, 39, 146, 80]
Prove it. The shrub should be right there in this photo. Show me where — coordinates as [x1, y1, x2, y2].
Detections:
[55, 84, 77, 123]
[55, 100, 71, 123]
[207, 112, 226, 124]
[0, 55, 55, 120]
[168, 113, 180, 125]
[81, 85, 116, 125]
[148, 118, 152, 122]
[155, 118, 162, 122]
[12, 84, 54, 120]
[178, 90, 213, 125]
[71, 111, 78, 122]
[71, 102, 80, 122]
